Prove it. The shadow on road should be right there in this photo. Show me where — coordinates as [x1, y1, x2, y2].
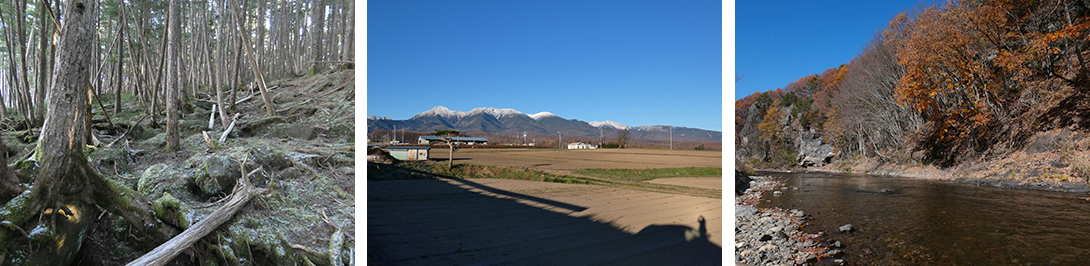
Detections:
[368, 163, 722, 265]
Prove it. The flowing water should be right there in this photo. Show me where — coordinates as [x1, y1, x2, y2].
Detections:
[757, 171, 1090, 265]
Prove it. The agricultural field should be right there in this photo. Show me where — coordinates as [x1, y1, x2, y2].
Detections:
[368, 149, 723, 264]
[445, 148, 722, 170]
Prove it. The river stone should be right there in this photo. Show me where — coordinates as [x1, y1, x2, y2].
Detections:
[773, 191, 783, 196]
[839, 224, 854, 233]
[785, 224, 799, 233]
[775, 231, 789, 240]
[737, 205, 758, 217]
[759, 217, 775, 225]
[759, 234, 772, 241]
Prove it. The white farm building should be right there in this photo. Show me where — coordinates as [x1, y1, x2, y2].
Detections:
[567, 142, 597, 149]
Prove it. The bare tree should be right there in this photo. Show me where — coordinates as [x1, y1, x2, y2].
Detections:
[617, 129, 630, 149]
[827, 36, 921, 157]
[434, 130, 460, 169]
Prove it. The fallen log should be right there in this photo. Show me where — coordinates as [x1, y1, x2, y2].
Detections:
[126, 167, 268, 266]
[219, 113, 240, 144]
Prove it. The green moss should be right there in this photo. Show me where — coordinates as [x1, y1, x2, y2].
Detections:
[0, 190, 32, 222]
[152, 193, 191, 230]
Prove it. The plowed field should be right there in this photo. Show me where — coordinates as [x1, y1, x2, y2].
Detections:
[447, 148, 721, 170]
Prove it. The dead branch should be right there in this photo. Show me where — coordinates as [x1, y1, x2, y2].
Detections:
[126, 166, 268, 266]
[208, 104, 217, 130]
[218, 113, 240, 144]
[89, 84, 116, 129]
[233, 93, 255, 106]
[202, 131, 216, 150]
[321, 209, 353, 241]
[107, 115, 149, 148]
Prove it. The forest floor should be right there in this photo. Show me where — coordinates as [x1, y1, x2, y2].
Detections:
[3, 68, 355, 265]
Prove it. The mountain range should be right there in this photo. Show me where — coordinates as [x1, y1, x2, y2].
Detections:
[367, 106, 721, 143]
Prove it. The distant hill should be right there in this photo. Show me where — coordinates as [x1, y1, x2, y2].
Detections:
[367, 106, 721, 143]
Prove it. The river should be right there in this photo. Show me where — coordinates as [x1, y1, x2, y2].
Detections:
[757, 171, 1090, 265]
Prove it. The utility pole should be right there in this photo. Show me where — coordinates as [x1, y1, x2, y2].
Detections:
[393, 125, 397, 143]
[669, 125, 673, 150]
[599, 127, 603, 147]
[558, 132, 562, 149]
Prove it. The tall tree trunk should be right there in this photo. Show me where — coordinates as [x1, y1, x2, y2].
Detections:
[343, 0, 354, 61]
[0, 69, 9, 120]
[309, 0, 326, 74]
[17, 0, 37, 127]
[36, 0, 51, 125]
[164, 0, 181, 151]
[13, 1, 165, 264]
[114, 1, 125, 115]
[255, 0, 266, 71]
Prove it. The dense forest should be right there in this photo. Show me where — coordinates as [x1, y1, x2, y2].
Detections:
[0, 0, 355, 264]
[0, 0, 354, 130]
[738, 0, 1090, 173]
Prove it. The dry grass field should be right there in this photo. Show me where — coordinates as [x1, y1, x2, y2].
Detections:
[445, 148, 722, 170]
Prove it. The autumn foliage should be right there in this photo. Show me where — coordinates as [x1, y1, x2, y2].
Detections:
[738, 0, 1090, 167]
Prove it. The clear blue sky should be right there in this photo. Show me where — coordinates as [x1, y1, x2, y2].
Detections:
[368, 0, 722, 131]
[736, 0, 930, 101]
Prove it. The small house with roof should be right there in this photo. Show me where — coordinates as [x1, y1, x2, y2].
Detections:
[385, 146, 430, 160]
[567, 142, 597, 149]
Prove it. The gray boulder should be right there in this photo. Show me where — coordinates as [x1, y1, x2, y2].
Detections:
[796, 128, 836, 167]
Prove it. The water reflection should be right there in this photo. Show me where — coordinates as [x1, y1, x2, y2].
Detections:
[758, 171, 1090, 265]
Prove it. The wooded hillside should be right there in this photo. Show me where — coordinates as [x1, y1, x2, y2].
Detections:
[738, 0, 1090, 169]
[0, 0, 354, 130]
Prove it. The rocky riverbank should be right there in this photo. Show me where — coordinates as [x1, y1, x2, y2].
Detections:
[735, 174, 844, 265]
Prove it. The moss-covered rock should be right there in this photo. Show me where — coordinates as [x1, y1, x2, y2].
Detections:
[152, 193, 192, 230]
[144, 132, 167, 148]
[185, 148, 269, 198]
[137, 163, 194, 202]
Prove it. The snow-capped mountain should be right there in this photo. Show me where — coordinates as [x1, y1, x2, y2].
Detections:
[589, 120, 629, 130]
[369, 106, 721, 143]
[413, 106, 537, 120]
[528, 112, 558, 120]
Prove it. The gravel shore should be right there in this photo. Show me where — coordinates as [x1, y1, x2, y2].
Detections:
[735, 175, 842, 265]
